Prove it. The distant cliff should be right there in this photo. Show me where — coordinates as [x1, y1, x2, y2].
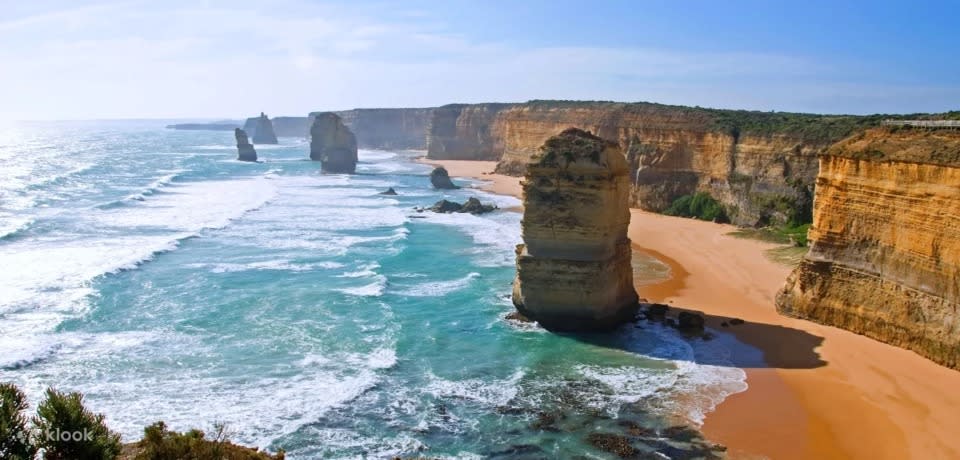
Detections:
[166, 121, 241, 131]
[272, 117, 310, 137]
[425, 100, 886, 226]
[426, 104, 515, 160]
[776, 127, 960, 369]
[328, 108, 433, 150]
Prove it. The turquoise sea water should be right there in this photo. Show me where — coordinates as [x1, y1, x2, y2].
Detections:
[0, 121, 749, 458]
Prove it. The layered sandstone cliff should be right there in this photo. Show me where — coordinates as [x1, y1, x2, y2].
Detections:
[776, 127, 960, 368]
[512, 128, 638, 331]
[234, 128, 257, 162]
[426, 101, 878, 226]
[310, 113, 358, 173]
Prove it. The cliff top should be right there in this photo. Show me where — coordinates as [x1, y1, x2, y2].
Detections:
[828, 127, 960, 166]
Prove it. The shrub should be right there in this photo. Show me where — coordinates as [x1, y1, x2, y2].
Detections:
[664, 192, 728, 223]
[136, 421, 284, 460]
[1, 383, 36, 460]
[33, 388, 122, 460]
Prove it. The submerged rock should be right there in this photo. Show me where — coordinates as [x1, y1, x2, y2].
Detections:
[677, 311, 705, 333]
[512, 128, 639, 331]
[310, 112, 358, 173]
[379, 187, 398, 195]
[234, 128, 257, 162]
[426, 197, 497, 215]
[429, 166, 460, 189]
[251, 112, 278, 144]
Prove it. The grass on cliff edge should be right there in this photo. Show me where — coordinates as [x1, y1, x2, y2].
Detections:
[728, 224, 811, 267]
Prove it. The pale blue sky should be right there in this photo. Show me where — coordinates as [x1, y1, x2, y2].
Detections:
[2, 0, 957, 120]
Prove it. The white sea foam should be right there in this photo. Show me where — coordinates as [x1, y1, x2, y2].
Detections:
[335, 275, 388, 297]
[395, 272, 480, 297]
[424, 369, 525, 407]
[424, 210, 521, 267]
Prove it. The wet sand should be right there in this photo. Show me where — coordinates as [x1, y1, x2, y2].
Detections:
[424, 158, 960, 460]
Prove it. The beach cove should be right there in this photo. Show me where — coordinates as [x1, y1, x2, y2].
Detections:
[426, 158, 960, 460]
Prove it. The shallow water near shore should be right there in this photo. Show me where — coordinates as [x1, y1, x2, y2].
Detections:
[0, 121, 747, 458]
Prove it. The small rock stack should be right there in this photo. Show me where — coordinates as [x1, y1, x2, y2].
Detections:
[234, 128, 257, 162]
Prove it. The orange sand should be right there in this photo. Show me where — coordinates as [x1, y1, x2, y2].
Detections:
[425, 159, 960, 460]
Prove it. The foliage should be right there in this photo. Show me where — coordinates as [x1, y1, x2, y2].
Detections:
[1, 383, 36, 460]
[664, 192, 728, 223]
[33, 388, 122, 460]
[729, 223, 811, 247]
[136, 421, 284, 460]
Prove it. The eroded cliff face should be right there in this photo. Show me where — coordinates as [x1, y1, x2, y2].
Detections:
[333, 108, 432, 150]
[512, 128, 638, 331]
[310, 112, 358, 174]
[426, 101, 870, 225]
[426, 104, 515, 160]
[776, 128, 960, 368]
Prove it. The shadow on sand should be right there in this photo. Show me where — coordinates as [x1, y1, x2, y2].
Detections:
[561, 305, 827, 370]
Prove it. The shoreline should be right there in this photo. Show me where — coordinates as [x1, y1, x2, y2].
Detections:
[424, 159, 960, 460]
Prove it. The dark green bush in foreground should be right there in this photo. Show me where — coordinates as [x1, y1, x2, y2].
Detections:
[1, 383, 37, 460]
[664, 192, 729, 223]
[33, 388, 122, 460]
[136, 421, 284, 460]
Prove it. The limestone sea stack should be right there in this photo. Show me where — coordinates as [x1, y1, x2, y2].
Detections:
[252, 112, 278, 144]
[234, 128, 257, 162]
[512, 128, 639, 331]
[429, 166, 460, 189]
[776, 126, 960, 368]
[310, 112, 358, 173]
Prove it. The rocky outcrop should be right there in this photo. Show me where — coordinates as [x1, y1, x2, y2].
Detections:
[429, 167, 460, 189]
[426, 103, 515, 160]
[379, 187, 398, 195]
[512, 128, 639, 331]
[330, 108, 433, 150]
[251, 112, 278, 144]
[776, 127, 960, 369]
[424, 197, 497, 215]
[234, 128, 257, 162]
[424, 100, 884, 226]
[310, 112, 358, 173]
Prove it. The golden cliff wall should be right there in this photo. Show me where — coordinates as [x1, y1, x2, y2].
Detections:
[427, 101, 864, 225]
[776, 128, 960, 368]
[512, 128, 638, 331]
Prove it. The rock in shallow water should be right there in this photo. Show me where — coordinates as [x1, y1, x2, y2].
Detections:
[234, 128, 257, 162]
[251, 112, 278, 144]
[512, 128, 639, 331]
[310, 112, 358, 173]
[426, 197, 497, 215]
[429, 166, 460, 189]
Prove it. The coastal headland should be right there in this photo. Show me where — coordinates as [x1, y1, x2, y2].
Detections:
[423, 158, 960, 460]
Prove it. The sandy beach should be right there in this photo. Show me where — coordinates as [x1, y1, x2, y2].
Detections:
[424, 159, 960, 460]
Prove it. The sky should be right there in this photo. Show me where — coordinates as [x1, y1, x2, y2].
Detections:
[1, 0, 958, 120]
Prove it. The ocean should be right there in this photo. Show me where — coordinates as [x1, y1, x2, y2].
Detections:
[0, 121, 748, 458]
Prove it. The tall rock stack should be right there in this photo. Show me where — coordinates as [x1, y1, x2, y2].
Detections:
[234, 128, 257, 162]
[310, 112, 358, 174]
[512, 128, 638, 331]
[252, 112, 278, 144]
